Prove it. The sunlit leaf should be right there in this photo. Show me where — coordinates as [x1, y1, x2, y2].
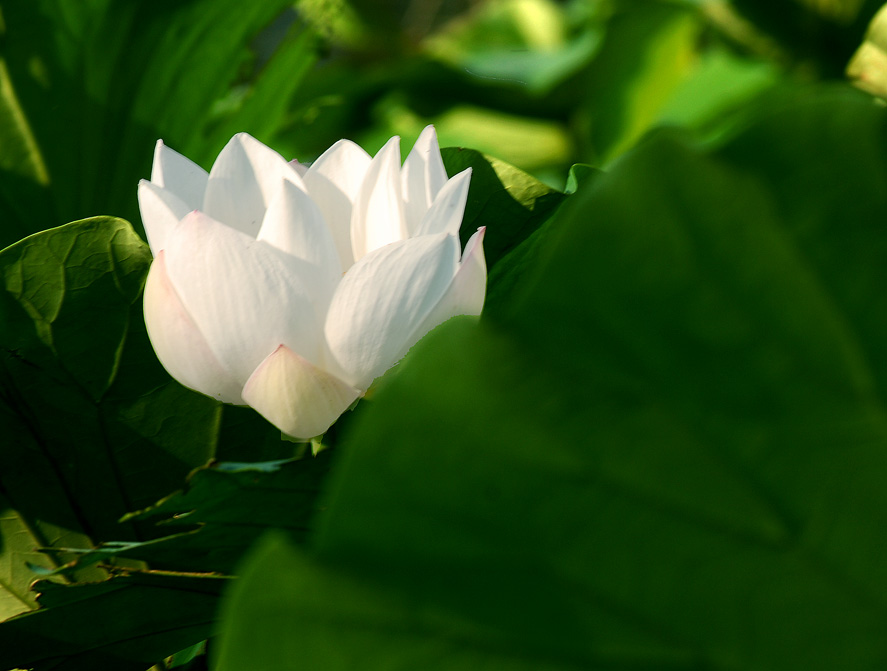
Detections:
[583, 2, 699, 163]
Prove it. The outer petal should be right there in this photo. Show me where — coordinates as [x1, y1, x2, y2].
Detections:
[411, 227, 487, 340]
[138, 180, 191, 255]
[303, 139, 372, 271]
[401, 125, 449, 234]
[258, 179, 342, 311]
[242, 345, 360, 440]
[325, 233, 460, 389]
[351, 136, 407, 261]
[143, 252, 243, 403]
[164, 211, 322, 386]
[203, 133, 305, 238]
[413, 167, 472, 238]
[150, 140, 208, 210]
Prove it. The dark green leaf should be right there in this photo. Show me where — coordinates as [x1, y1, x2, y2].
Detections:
[564, 162, 602, 194]
[0, 572, 225, 671]
[41, 452, 334, 576]
[441, 146, 566, 269]
[0, 0, 310, 248]
[215, 87, 887, 670]
[727, 0, 881, 77]
[440, 147, 568, 314]
[0, 217, 218, 618]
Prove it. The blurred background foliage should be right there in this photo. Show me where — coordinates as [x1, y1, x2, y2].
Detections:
[0, 0, 884, 252]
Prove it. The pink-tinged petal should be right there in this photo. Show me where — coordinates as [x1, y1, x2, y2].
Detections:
[325, 233, 460, 389]
[138, 180, 191, 255]
[242, 345, 360, 439]
[164, 211, 322, 386]
[351, 136, 407, 261]
[143, 252, 243, 403]
[150, 140, 208, 210]
[203, 133, 305, 238]
[258, 179, 341, 310]
[413, 167, 472, 238]
[412, 227, 487, 340]
[303, 139, 372, 271]
[401, 125, 448, 234]
[288, 159, 309, 177]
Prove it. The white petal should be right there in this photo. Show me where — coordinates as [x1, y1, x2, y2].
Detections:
[325, 233, 460, 389]
[143, 252, 243, 403]
[351, 136, 407, 261]
[401, 125, 449, 234]
[413, 167, 472, 238]
[288, 159, 309, 177]
[242, 345, 360, 440]
[412, 227, 487, 339]
[164, 211, 322, 386]
[138, 180, 191, 255]
[203, 133, 305, 238]
[303, 139, 372, 271]
[151, 140, 208, 210]
[258, 179, 342, 311]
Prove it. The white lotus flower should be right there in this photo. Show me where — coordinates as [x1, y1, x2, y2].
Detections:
[139, 127, 485, 439]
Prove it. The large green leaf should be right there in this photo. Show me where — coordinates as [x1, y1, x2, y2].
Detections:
[0, 571, 225, 671]
[0, 217, 204, 617]
[441, 146, 566, 270]
[0, 217, 292, 620]
[0, 0, 313, 248]
[214, 86, 887, 670]
[441, 146, 569, 312]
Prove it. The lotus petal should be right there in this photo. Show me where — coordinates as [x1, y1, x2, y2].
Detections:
[243, 345, 361, 440]
[203, 133, 305, 238]
[351, 136, 407, 261]
[413, 168, 472, 238]
[163, 210, 321, 385]
[151, 140, 208, 210]
[303, 139, 372, 271]
[138, 180, 192, 255]
[258, 179, 342, 312]
[325, 233, 460, 389]
[143, 252, 243, 403]
[401, 125, 449, 233]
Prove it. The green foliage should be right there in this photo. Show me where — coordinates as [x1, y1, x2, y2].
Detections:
[1, 1, 886, 670]
[0, 572, 225, 671]
[0, 217, 293, 622]
[0, 217, 211, 617]
[442, 147, 572, 311]
[45, 452, 335, 576]
[728, 0, 884, 76]
[582, 2, 700, 163]
[424, 0, 606, 95]
[0, 0, 315, 248]
[441, 147, 566, 266]
[214, 87, 887, 670]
